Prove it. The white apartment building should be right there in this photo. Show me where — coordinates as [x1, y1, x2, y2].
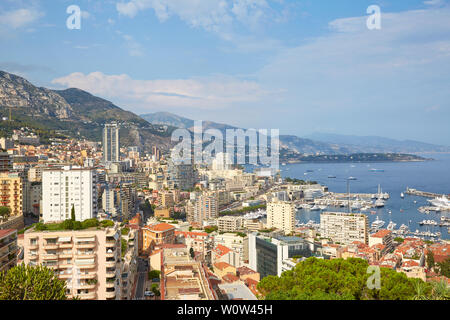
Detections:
[217, 216, 244, 232]
[213, 233, 248, 266]
[266, 201, 295, 235]
[42, 166, 98, 223]
[320, 212, 369, 245]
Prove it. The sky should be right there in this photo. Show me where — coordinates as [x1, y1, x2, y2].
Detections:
[0, 0, 449, 145]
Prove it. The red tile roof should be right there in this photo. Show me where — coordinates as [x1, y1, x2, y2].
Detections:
[0, 229, 15, 239]
[371, 229, 392, 238]
[146, 223, 175, 232]
[214, 244, 232, 257]
[214, 262, 234, 271]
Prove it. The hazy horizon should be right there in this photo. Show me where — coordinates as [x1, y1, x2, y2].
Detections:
[1, 0, 449, 145]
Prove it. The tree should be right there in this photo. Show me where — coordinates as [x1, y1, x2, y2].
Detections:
[71, 205, 75, 221]
[257, 257, 433, 300]
[189, 247, 195, 259]
[0, 264, 67, 300]
[437, 258, 450, 278]
[426, 250, 435, 271]
[0, 206, 11, 221]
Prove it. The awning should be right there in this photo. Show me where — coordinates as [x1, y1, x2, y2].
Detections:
[75, 237, 95, 242]
[58, 236, 72, 242]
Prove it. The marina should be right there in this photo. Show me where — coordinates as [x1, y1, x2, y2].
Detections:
[284, 153, 450, 240]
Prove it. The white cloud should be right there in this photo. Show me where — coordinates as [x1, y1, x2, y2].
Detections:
[51, 72, 272, 111]
[115, 0, 279, 39]
[0, 8, 44, 30]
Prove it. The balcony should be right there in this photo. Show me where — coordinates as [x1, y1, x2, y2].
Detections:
[105, 261, 116, 268]
[58, 253, 73, 259]
[78, 283, 97, 290]
[28, 244, 39, 250]
[75, 242, 96, 249]
[43, 244, 58, 250]
[43, 254, 59, 260]
[58, 272, 73, 279]
[105, 241, 117, 248]
[59, 243, 73, 249]
[105, 281, 115, 289]
[75, 253, 95, 259]
[105, 291, 116, 299]
[78, 273, 97, 280]
[78, 292, 97, 300]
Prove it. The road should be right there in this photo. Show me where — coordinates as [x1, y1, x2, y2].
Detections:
[134, 257, 148, 300]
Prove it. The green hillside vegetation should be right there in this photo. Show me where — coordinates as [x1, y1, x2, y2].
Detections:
[257, 257, 449, 300]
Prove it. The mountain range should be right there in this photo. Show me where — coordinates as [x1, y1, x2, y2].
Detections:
[141, 112, 450, 154]
[0, 70, 447, 157]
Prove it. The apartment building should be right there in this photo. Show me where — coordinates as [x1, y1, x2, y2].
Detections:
[369, 229, 394, 253]
[217, 216, 244, 232]
[160, 246, 216, 300]
[266, 200, 295, 235]
[0, 152, 12, 172]
[42, 166, 98, 223]
[103, 123, 120, 164]
[320, 212, 369, 245]
[213, 233, 248, 266]
[23, 223, 122, 300]
[0, 172, 23, 217]
[141, 223, 176, 254]
[249, 233, 318, 278]
[186, 193, 219, 227]
[0, 229, 18, 273]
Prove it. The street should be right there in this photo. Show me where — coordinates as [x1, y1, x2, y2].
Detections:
[134, 257, 148, 300]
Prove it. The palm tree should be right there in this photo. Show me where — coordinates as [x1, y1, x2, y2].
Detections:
[412, 280, 428, 300]
[431, 279, 450, 300]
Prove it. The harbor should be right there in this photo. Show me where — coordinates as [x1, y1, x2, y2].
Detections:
[283, 154, 450, 241]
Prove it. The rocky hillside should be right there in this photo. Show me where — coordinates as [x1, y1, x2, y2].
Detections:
[0, 71, 174, 152]
[0, 71, 72, 119]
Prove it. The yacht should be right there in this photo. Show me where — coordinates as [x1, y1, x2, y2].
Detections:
[371, 216, 385, 230]
[328, 175, 337, 179]
[310, 205, 321, 211]
[319, 205, 327, 210]
[351, 200, 362, 210]
[401, 192, 405, 199]
[374, 198, 385, 208]
[387, 221, 397, 231]
[428, 195, 450, 210]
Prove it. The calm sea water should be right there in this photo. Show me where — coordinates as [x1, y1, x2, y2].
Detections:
[279, 153, 450, 240]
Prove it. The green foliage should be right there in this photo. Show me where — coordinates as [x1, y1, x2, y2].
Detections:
[437, 258, 450, 278]
[0, 264, 67, 300]
[284, 177, 318, 185]
[121, 238, 127, 258]
[394, 237, 405, 243]
[219, 204, 266, 217]
[121, 227, 130, 236]
[148, 270, 161, 280]
[71, 205, 75, 221]
[189, 247, 195, 258]
[34, 219, 112, 231]
[204, 226, 218, 234]
[257, 257, 434, 300]
[426, 251, 435, 270]
[0, 206, 11, 220]
[151, 283, 161, 296]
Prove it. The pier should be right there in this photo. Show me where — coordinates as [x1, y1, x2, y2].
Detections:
[405, 188, 447, 199]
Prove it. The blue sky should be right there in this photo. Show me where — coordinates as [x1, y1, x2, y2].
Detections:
[1, 0, 449, 145]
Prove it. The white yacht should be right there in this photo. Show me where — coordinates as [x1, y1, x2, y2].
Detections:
[374, 198, 385, 208]
[371, 216, 385, 229]
[401, 192, 405, 199]
[310, 205, 321, 211]
[428, 195, 450, 210]
[387, 221, 397, 231]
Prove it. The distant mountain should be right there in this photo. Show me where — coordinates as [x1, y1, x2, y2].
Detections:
[304, 133, 450, 153]
[142, 112, 346, 155]
[0, 71, 174, 151]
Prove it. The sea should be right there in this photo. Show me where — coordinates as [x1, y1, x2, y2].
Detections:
[279, 153, 450, 240]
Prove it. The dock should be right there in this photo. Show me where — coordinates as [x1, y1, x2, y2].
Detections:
[405, 188, 447, 199]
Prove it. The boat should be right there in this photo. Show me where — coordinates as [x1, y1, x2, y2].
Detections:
[387, 221, 397, 231]
[371, 216, 385, 230]
[348, 177, 357, 180]
[328, 175, 336, 179]
[351, 200, 362, 210]
[310, 205, 321, 211]
[370, 168, 385, 172]
[428, 195, 450, 210]
[374, 198, 385, 208]
[370, 211, 377, 215]
[401, 192, 405, 199]
[319, 205, 327, 210]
